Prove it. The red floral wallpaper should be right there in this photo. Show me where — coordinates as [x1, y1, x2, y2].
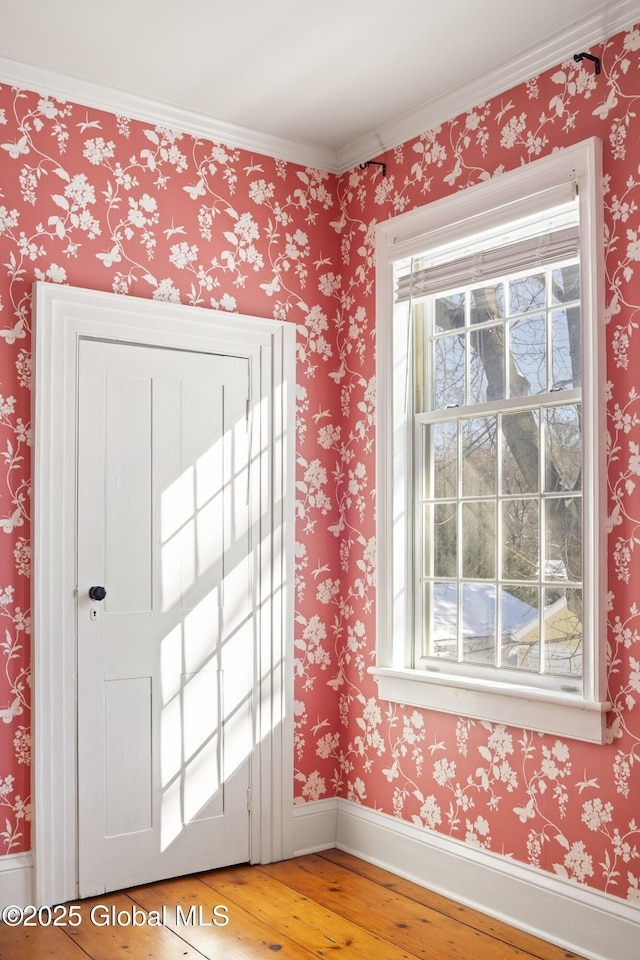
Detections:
[320, 25, 640, 901]
[0, 88, 341, 856]
[1, 20, 640, 906]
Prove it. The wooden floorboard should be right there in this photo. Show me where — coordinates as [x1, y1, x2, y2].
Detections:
[318, 849, 580, 960]
[259, 854, 534, 960]
[0, 852, 585, 960]
[131, 874, 318, 960]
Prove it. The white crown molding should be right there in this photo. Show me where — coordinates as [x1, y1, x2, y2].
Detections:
[0, 54, 341, 173]
[0, 1, 637, 177]
[337, 0, 640, 172]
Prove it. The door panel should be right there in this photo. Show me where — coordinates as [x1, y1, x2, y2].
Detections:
[104, 677, 153, 836]
[106, 372, 153, 611]
[77, 339, 252, 896]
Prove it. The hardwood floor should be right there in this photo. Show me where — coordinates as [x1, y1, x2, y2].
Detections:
[0, 849, 585, 959]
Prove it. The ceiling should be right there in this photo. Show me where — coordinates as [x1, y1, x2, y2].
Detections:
[0, 0, 636, 172]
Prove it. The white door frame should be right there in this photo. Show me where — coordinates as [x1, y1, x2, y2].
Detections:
[31, 281, 296, 906]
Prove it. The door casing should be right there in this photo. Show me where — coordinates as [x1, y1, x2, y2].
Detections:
[32, 281, 296, 906]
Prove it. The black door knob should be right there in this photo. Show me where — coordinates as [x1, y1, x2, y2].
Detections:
[89, 586, 107, 601]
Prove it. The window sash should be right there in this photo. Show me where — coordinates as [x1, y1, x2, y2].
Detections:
[415, 396, 584, 680]
[396, 224, 579, 303]
[413, 248, 584, 689]
[373, 137, 608, 743]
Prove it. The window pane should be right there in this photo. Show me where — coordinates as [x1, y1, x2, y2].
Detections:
[470, 283, 504, 324]
[434, 292, 465, 333]
[431, 421, 457, 499]
[433, 333, 465, 409]
[462, 501, 495, 578]
[430, 582, 458, 660]
[502, 500, 539, 581]
[552, 307, 581, 390]
[413, 227, 586, 688]
[462, 582, 496, 664]
[433, 503, 457, 578]
[545, 497, 582, 583]
[501, 410, 539, 494]
[544, 587, 582, 677]
[552, 263, 580, 305]
[469, 326, 505, 404]
[501, 585, 540, 672]
[462, 417, 496, 496]
[509, 272, 546, 314]
[545, 404, 581, 492]
[509, 314, 546, 396]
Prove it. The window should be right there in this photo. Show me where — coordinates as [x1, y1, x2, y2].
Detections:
[373, 138, 609, 743]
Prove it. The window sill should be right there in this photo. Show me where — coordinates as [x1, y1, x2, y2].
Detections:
[368, 666, 610, 744]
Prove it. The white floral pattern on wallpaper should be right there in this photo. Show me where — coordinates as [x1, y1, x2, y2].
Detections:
[306, 25, 640, 902]
[0, 23, 640, 905]
[0, 87, 341, 855]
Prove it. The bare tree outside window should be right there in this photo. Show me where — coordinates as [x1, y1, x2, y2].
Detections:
[417, 259, 583, 679]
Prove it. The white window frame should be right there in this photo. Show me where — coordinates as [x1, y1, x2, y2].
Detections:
[372, 138, 610, 744]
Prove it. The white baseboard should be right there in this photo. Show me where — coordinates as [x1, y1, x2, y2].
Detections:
[292, 798, 338, 855]
[11, 799, 640, 959]
[294, 798, 640, 960]
[0, 852, 33, 909]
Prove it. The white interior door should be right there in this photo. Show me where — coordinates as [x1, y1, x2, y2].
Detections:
[77, 338, 253, 896]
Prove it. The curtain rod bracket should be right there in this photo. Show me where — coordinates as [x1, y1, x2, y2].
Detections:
[573, 52, 601, 75]
[359, 160, 387, 177]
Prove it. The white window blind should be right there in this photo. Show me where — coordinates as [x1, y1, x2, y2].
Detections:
[395, 201, 579, 303]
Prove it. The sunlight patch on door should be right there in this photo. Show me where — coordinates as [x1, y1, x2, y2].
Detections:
[159, 407, 254, 853]
[184, 590, 220, 674]
[161, 433, 224, 611]
[183, 734, 220, 825]
[160, 625, 225, 852]
[182, 670, 221, 823]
